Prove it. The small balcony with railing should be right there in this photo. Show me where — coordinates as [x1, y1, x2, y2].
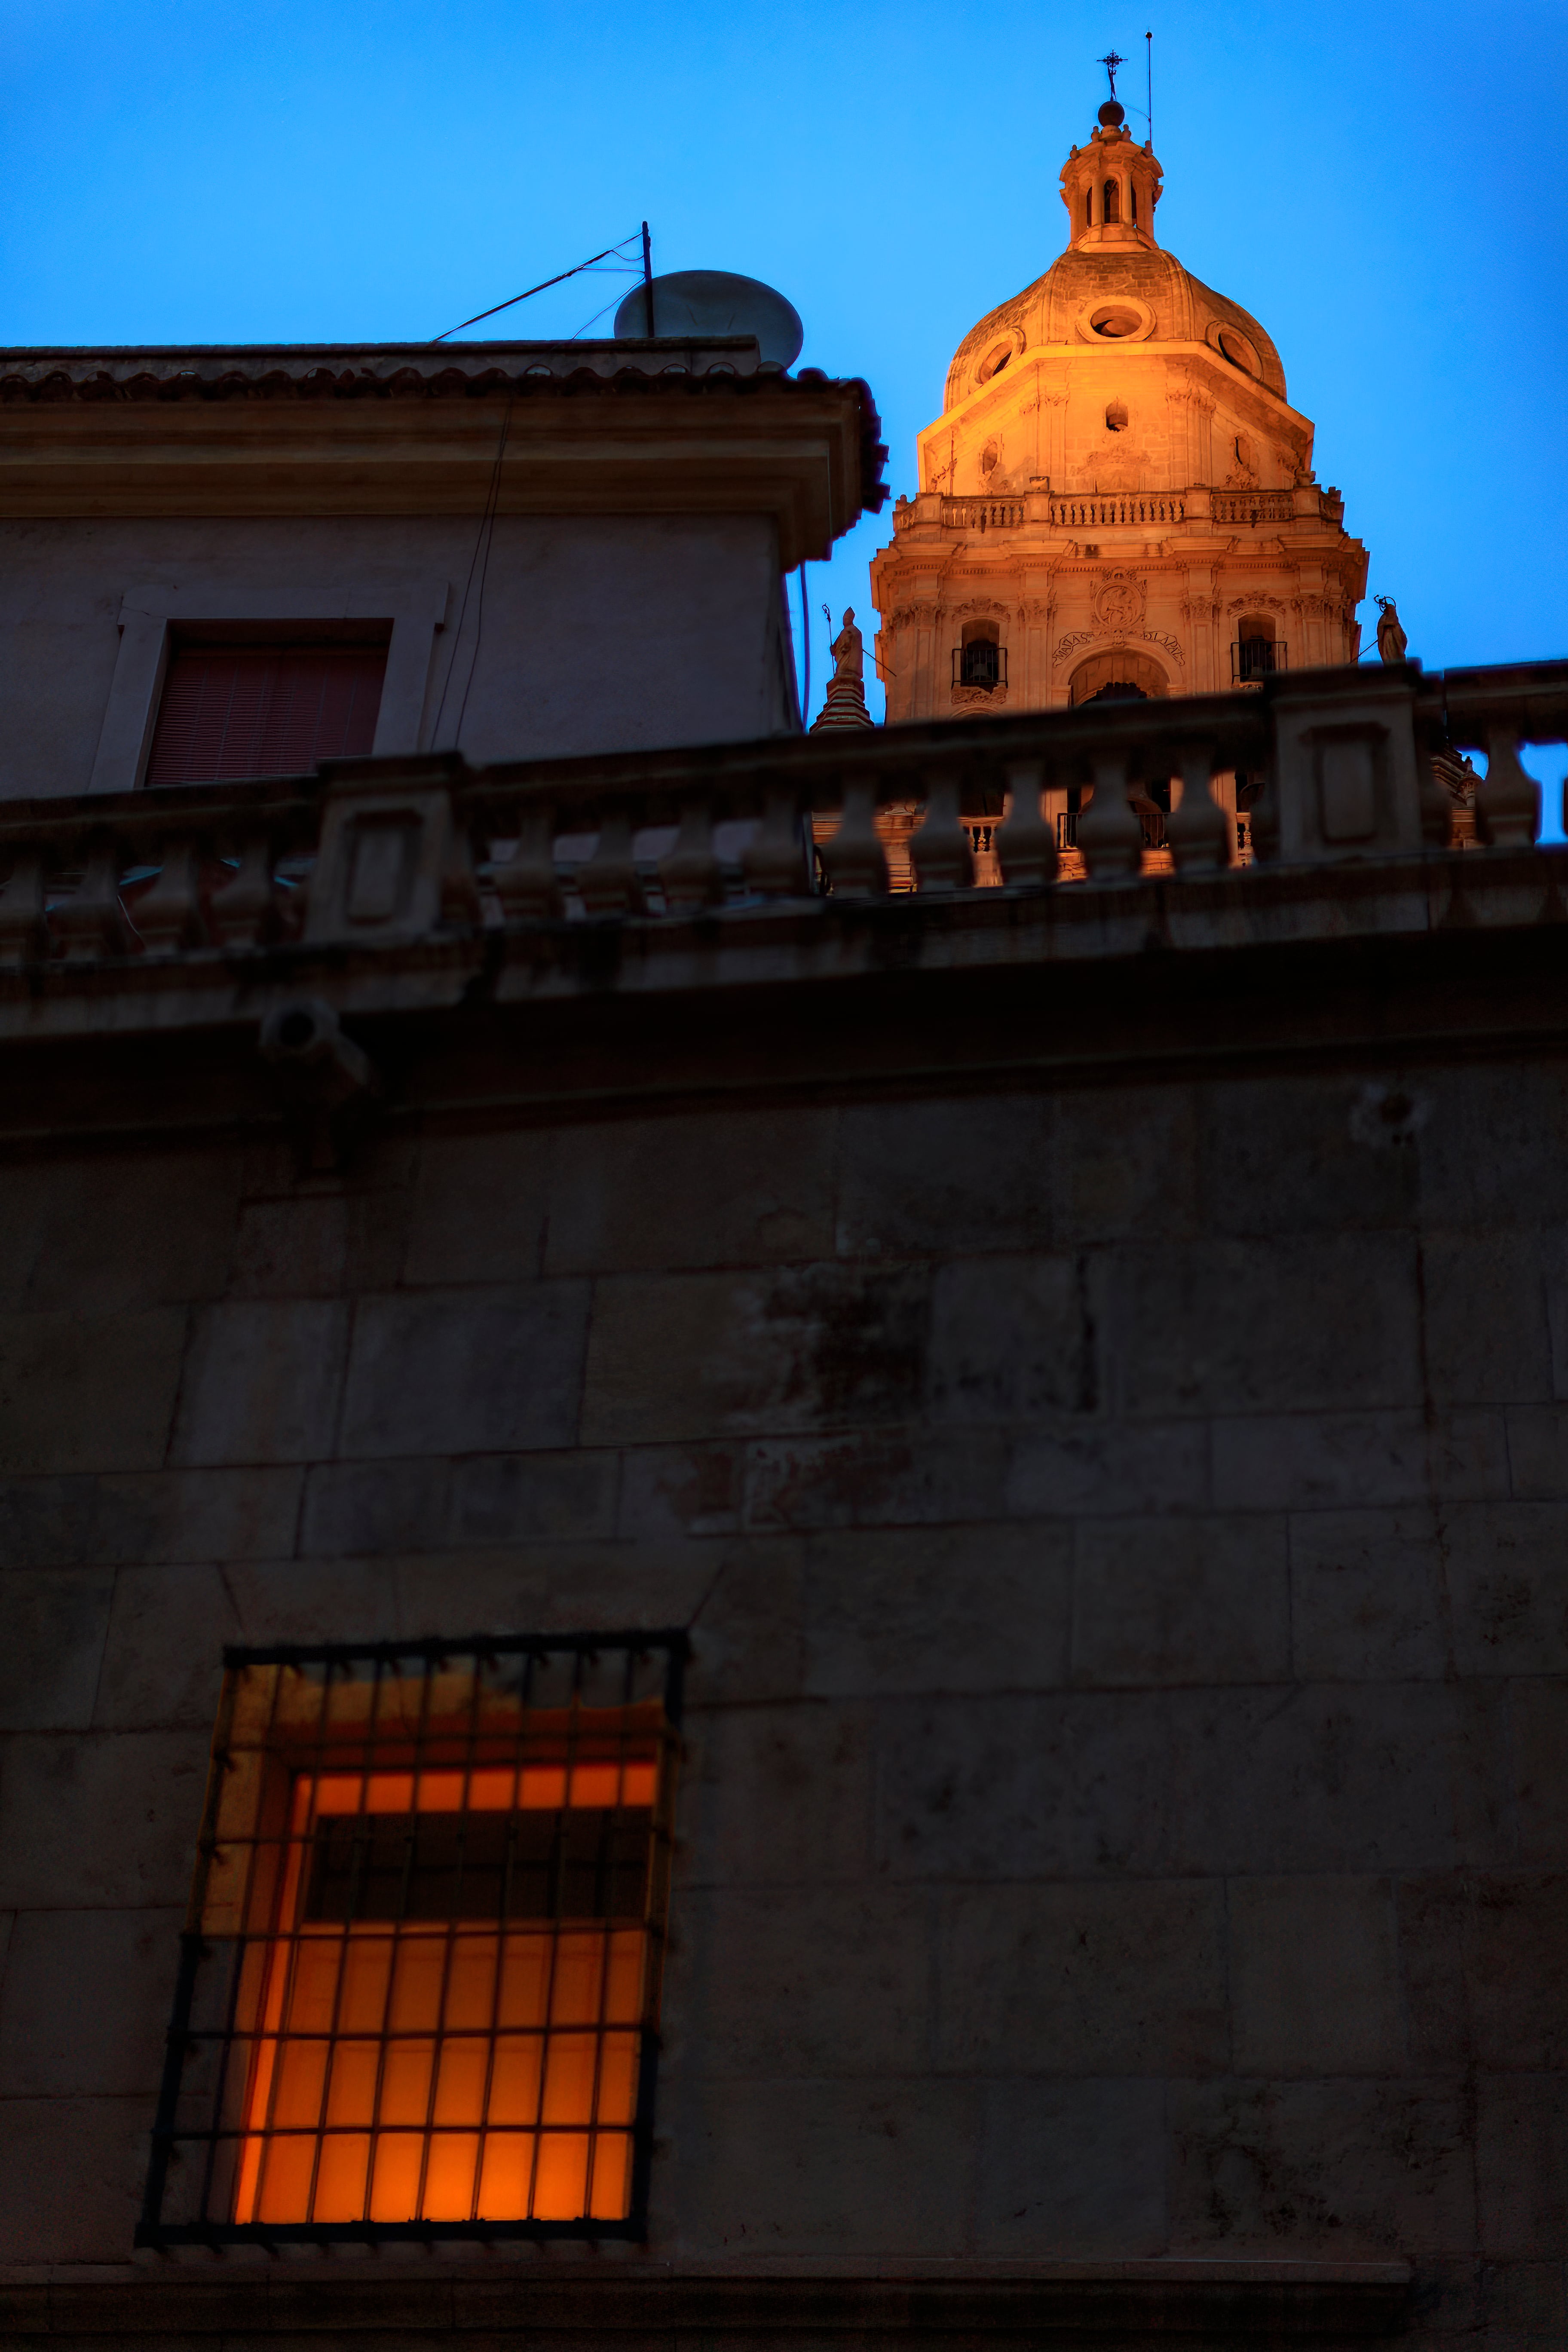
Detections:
[1232, 637, 1289, 689]
[951, 640, 1008, 698]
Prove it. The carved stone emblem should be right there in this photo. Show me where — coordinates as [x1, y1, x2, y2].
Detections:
[1092, 569, 1145, 630]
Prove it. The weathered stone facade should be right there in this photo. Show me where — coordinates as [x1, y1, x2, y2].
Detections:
[0, 666, 1563, 2346]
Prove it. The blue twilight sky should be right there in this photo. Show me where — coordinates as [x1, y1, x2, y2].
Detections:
[5, 0, 1566, 732]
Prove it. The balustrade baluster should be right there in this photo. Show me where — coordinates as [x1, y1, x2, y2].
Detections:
[441, 818, 483, 930]
[1075, 751, 1145, 879]
[135, 834, 207, 952]
[493, 800, 562, 921]
[819, 776, 888, 897]
[1417, 736, 1458, 850]
[995, 759, 1057, 886]
[1474, 729, 1540, 848]
[577, 802, 644, 916]
[209, 833, 280, 949]
[0, 850, 48, 968]
[741, 782, 811, 898]
[659, 794, 725, 913]
[1165, 747, 1230, 873]
[50, 832, 135, 959]
[910, 769, 974, 892]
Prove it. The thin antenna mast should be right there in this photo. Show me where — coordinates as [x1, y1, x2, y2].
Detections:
[1146, 32, 1153, 144]
[641, 221, 655, 337]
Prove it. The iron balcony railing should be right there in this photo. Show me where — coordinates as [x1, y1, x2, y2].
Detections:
[1233, 639, 1289, 686]
[952, 644, 1008, 692]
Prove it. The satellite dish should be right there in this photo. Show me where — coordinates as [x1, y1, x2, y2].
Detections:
[613, 270, 804, 368]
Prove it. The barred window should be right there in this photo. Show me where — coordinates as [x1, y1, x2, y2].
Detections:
[138, 1634, 684, 2246]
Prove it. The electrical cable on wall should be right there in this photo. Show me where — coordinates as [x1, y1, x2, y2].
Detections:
[428, 222, 652, 746]
[429, 390, 515, 749]
[449, 395, 515, 747]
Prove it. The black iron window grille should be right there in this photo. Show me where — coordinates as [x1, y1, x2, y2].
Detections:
[952, 641, 1007, 690]
[1232, 637, 1288, 684]
[138, 1631, 686, 2248]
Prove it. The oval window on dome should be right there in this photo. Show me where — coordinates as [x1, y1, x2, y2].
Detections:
[976, 340, 1014, 384]
[1217, 328, 1256, 374]
[1090, 306, 1141, 339]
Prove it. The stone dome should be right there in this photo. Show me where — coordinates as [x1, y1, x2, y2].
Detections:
[942, 113, 1287, 414]
[944, 243, 1287, 413]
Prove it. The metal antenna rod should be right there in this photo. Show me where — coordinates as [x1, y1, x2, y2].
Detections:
[1146, 31, 1153, 145]
[641, 221, 654, 337]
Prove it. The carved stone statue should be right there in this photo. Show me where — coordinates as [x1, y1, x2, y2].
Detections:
[810, 606, 874, 732]
[1375, 596, 1409, 665]
[831, 609, 864, 685]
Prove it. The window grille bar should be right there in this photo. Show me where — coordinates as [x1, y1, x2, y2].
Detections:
[137, 1630, 686, 2249]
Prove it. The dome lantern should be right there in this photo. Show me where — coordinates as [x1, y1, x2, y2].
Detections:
[1060, 98, 1162, 251]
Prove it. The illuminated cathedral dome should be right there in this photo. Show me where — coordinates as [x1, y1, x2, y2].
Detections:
[868, 84, 1370, 747]
[943, 98, 1287, 413]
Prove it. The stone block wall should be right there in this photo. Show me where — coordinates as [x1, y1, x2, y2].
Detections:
[0, 1060, 1564, 2343]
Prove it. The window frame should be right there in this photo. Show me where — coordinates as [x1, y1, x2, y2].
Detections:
[88, 579, 450, 796]
[144, 628, 394, 790]
[136, 1629, 688, 2251]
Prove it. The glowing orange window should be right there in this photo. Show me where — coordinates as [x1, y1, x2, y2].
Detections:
[138, 1636, 684, 2246]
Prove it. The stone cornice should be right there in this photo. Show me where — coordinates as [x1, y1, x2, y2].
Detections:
[0, 342, 887, 563]
[0, 2262, 1415, 2347]
[0, 337, 782, 393]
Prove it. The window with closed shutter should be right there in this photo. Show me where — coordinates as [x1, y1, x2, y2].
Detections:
[145, 643, 388, 787]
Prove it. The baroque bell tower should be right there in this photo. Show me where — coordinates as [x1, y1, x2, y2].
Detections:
[868, 83, 1369, 847]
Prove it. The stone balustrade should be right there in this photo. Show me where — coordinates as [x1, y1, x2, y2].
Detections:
[1208, 488, 1298, 525]
[937, 496, 1027, 530]
[1047, 493, 1189, 527]
[907, 487, 1346, 535]
[0, 661, 1562, 991]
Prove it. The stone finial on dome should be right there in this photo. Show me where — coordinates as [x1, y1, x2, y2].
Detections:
[1098, 98, 1125, 127]
[810, 609, 875, 732]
